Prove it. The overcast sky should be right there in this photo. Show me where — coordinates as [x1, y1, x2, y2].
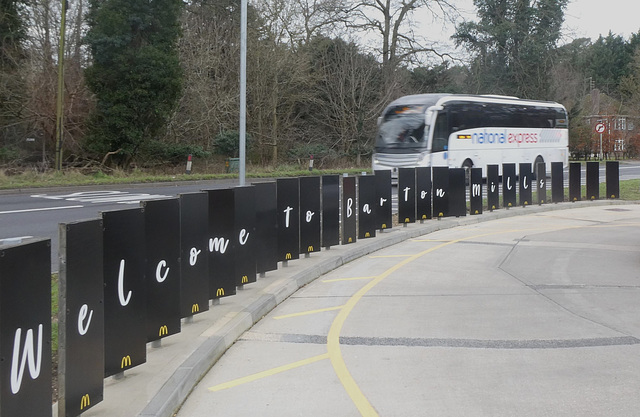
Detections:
[563, 0, 639, 41]
[419, 0, 640, 57]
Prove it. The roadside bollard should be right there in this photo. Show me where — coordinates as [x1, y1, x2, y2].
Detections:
[185, 154, 193, 174]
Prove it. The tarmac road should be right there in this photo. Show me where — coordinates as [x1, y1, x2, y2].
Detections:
[173, 203, 640, 417]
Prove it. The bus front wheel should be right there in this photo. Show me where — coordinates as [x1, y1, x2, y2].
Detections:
[533, 156, 544, 179]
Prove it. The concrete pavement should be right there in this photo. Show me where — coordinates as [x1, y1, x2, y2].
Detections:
[72, 200, 640, 417]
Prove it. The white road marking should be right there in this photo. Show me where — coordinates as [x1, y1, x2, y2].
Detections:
[30, 190, 171, 204]
[0, 205, 84, 215]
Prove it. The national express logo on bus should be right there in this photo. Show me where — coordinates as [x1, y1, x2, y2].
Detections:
[469, 129, 540, 145]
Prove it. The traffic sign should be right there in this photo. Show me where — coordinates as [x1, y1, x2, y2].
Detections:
[595, 122, 605, 133]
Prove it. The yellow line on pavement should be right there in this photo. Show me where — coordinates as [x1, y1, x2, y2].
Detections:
[322, 276, 376, 283]
[208, 353, 329, 392]
[326, 229, 524, 416]
[273, 305, 344, 320]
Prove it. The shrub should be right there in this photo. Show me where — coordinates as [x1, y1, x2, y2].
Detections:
[213, 130, 252, 157]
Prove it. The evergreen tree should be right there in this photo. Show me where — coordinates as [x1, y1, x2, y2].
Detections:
[0, 0, 25, 67]
[587, 32, 634, 96]
[84, 0, 183, 166]
[453, 0, 568, 99]
[0, 0, 27, 151]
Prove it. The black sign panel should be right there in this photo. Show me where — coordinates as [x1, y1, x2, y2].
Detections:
[502, 163, 517, 208]
[0, 238, 52, 417]
[519, 163, 533, 206]
[254, 182, 278, 274]
[569, 162, 581, 202]
[322, 175, 340, 248]
[449, 168, 466, 217]
[179, 192, 209, 318]
[342, 176, 357, 244]
[277, 178, 300, 261]
[416, 167, 432, 220]
[144, 198, 181, 342]
[551, 161, 564, 203]
[59, 220, 104, 416]
[299, 177, 321, 254]
[358, 175, 376, 239]
[207, 189, 236, 299]
[103, 208, 146, 377]
[233, 186, 256, 286]
[487, 164, 500, 210]
[586, 161, 599, 200]
[536, 162, 547, 205]
[374, 170, 392, 230]
[398, 168, 416, 224]
[470, 167, 483, 215]
[432, 167, 449, 218]
[606, 161, 620, 199]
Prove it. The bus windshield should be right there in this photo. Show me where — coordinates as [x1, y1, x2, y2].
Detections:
[375, 105, 427, 152]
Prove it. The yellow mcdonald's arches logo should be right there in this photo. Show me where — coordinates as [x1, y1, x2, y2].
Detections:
[192, 304, 200, 313]
[216, 288, 225, 297]
[241, 275, 248, 284]
[611, 194, 616, 198]
[438, 212, 444, 217]
[121, 355, 132, 369]
[285, 253, 292, 260]
[491, 205, 496, 210]
[590, 195, 595, 200]
[422, 215, 427, 219]
[159, 325, 168, 337]
[573, 197, 578, 201]
[365, 232, 370, 238]
[404, 218, 410, 223]
[80, 394, 91, 410]
[307, 246, 314, 252]
[381, 224, 387, 229]
[524, 201, 529, 206]
[474, 210, 479, 214]
[541, 199, 545, 204]
[508, 202, 512, 207]
[348, 237, 353, 243]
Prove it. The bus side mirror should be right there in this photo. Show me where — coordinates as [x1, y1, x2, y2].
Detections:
[425, 105, 443, 125]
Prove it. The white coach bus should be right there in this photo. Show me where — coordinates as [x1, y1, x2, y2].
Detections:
[371, 93, 569, 179]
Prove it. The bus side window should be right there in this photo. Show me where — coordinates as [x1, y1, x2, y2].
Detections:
[432, 111, 449, 152]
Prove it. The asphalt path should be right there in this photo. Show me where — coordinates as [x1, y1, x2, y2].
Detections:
[175, 203, 640, 417]
[0, 179, 241, 271]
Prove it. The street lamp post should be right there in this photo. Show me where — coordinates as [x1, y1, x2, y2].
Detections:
[239, 0, 247, 185]
[54, 0, 68, 171]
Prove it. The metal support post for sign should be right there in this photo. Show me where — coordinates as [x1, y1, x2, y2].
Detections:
[569, 162, 581, 202]
[586, 161, 599, 200]
[606, 161, 620, 199]
[502, 163, 517, 208]
[432, 167, 449, 218]
[519, 163, 532, 207]
[551, 162, 564, 203]
[487, 165, 499, 211]
[374, 170, 392, 230]
[398, 168, 416, 225]
[416, 167, 432, 221]
[536, 162, 547, 205]
[469, 167, 482, 215]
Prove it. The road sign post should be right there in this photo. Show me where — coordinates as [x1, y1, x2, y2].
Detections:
[595, 122, 605, 160]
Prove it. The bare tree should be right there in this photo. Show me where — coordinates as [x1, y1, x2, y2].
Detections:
[347, 0, 458, 94]
[168, 1, 242, 151]
[18, 0, 92, 166]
